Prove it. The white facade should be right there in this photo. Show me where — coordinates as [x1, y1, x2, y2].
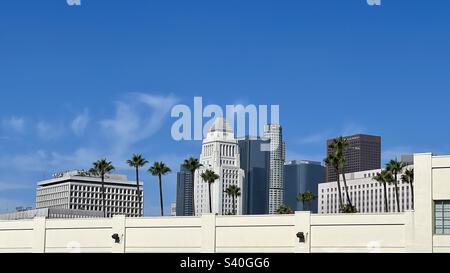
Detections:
[264, 124, 285, 214]
[194, 117, 245, 215]
[36, 170, 144, 217]
[318, 168, 413, 214]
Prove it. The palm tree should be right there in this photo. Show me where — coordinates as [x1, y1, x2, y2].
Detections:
[182, 157, 203, 215]
[297, 191, 317, 211]
[325, 154, 344, 211]
[372, 170, 394, 213]
[402, 168, 414, 210]
[149, 162, 171, 216]
[127, 154, 148, 217]
[331, 136, 354, 211]
[225, 185, 241, 215]
[276, 205, 294, 215]
[386, 159, 406, 212]
[200, 170, 220, 214]
[89, 159, 115, 217]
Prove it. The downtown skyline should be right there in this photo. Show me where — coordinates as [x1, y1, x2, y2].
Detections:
[1, 1, 450, 215]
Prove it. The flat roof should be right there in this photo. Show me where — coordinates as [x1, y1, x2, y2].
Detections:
[37, 172, 143, 187]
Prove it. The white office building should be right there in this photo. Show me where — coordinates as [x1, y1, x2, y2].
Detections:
[194, 117, 245, 215]
[318, 168, 413, 214]
[264, 124, 286, 214]
[36, 170, 144, 217]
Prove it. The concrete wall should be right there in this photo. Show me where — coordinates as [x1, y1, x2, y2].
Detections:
[2, 152, 450, 253]
[414, 153, 450, 253]
[0, 212, 411, 253]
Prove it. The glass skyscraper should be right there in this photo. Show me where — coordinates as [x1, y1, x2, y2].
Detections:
[238, 137, 270, 215]
[284, 160, 325, 213]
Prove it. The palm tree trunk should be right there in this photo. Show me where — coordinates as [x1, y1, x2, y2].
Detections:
[101, 174, 106, 218]
[341, 169, 353, 208]
[302, 201, 305, 211]
[383, 182, 389, 213]
[394, 173, 400, 212]
[136, 167, 142, 217]
[233, 195, 236, 215]
[335, 168, 344, 211]
[208, 182, 212, 214]
[191, 170, 196, 216]
[159, 174, 164, 216]
[410, 182, 414, 210]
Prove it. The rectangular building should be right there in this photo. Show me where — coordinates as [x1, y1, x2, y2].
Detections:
[194, 117, 245, 215]
[36, 170, 144, 217]
[284, 160, 325, 213]
[326, 134, 381, 182]
[176, 165, 194, 216]
[319, 168, 413, 214]
[238, 136, 270, 215]
[264, 124, 286, 214]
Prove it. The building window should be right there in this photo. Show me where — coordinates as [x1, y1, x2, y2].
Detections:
[435, 200, 450, 235]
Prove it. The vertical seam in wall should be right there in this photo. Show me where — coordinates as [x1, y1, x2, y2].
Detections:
[43, 218, 47, 253]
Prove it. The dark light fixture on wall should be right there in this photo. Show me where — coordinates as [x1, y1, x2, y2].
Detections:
[112, 233, 120, 244]
[296, 232, 306, 243]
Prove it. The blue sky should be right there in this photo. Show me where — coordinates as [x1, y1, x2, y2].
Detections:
[0, 0, 449, 215]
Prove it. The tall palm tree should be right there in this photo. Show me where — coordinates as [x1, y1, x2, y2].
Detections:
[149, 162, 171, 216]
[332, 136, 354, 211]
[297, 191, 317, 211]
[225, 185, 241, 215]
[182, 157, 203, 216]
[200, 170, 220, 214]
[373, 169, 394, 213]
[324, 154, 343, 211]
[89, 159, 115, 217]
[276, 205, 294, 215]
[386, 159, 406, 212]
[402, 168, 414, 210]
[127, 154, 148, 217]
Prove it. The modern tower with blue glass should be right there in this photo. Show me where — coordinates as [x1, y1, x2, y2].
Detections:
[238, 136, 270, 215]
[176, 165, 194, 216]
[284, 160, 325, 213]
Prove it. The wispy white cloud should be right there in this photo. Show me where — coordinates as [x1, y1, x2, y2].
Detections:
[36, 121, 64, 141]
[71, 109, 90, 136]
[2, 116, 26, 133]
[0, 148, 103, 175]
[101, 93, 179, 154]
[0, 93, 183, 214]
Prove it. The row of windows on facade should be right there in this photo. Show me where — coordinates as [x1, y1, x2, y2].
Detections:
[37, 193, 142, 203]
[322, 187, 411, 200]
[37, 185, 69, 195]
[69, 185, 139, 195]
[324, 194, 411, 207]
[69, 205, 142, 214]
[37, 198, 142, 207]
[322, 204, 412, 213]
[38, 185, 140, 195]
[221, 160, 236, 165]
[322, 191, 411, 206]
[321, 181, 409, 193]
[322, 194, 412, 213]
[322, 200, 412, 213]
